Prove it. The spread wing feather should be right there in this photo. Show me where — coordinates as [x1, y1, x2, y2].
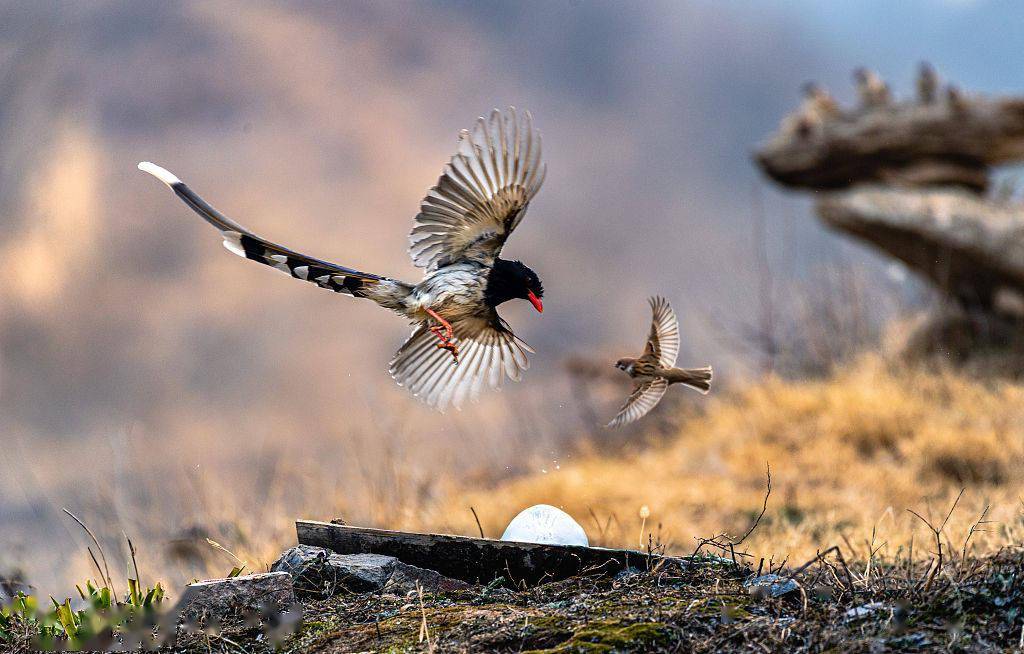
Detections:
[409, 107, 546, 270]
[606, 378, 669, 428]
[642, 296, 680, 369]
[389, 318, 532, 411]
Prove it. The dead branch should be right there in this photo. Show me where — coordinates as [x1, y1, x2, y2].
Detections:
[756, 95, 1024, 192]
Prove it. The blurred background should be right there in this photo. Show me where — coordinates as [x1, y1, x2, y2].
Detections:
[2, 0, 1023, 597]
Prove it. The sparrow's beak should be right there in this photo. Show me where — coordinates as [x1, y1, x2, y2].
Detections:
[527, 290, 544, 313]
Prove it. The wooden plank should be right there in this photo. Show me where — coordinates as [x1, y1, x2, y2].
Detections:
[296, 520, 663, 586]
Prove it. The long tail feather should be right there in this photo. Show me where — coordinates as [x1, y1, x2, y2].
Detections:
[138, 162, 404, 299]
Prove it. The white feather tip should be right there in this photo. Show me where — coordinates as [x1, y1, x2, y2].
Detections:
[137, 161, 181, 187]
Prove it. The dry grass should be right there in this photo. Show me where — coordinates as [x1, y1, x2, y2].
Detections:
[7, 355, 1024, 603]
[428, 355, 1024, 565]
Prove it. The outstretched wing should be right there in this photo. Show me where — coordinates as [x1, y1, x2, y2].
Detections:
[409, 107, 546, 270]
[641, 296, 680, 369]
[606, 378, 668, 428]
[389, 317, 532, 411]
[138, 162, 394, 297]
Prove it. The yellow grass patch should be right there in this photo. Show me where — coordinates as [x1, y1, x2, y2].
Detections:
[431, 356, 1024, 564]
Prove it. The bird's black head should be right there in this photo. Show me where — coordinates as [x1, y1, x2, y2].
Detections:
[485, 258, 544, 313]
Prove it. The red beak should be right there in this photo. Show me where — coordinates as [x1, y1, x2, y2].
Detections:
[527, 290, 544, 313]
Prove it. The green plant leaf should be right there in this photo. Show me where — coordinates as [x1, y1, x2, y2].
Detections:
[127, 578, 141, 606]
[55, 599, 79, 638]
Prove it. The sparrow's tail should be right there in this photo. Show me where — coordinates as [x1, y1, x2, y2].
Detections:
[665, 366, 713, 394]
[138, 162, 412, 309]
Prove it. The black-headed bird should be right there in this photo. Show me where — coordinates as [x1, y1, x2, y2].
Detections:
[607, 297, 712, 427]
[139, 108, 546, 411]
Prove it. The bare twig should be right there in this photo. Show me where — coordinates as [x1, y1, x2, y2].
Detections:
[959, 505, 992, 579]
[908, 488, 965, 593]
[126, 533, 141, 585]
[416, 581, 432, 650]
[469, 507, 485, 539]
[62, 508, 114, 590]
[691, 464, 771, 561]
[733, 464, 772, 548]
[787, 546, 841, 580]
[87, 548, 107, 590]
[833, 547, 858, 603]
[751, 182, 777, 375]
[586, 507, 604, 539]
[205, 538, 247, 571]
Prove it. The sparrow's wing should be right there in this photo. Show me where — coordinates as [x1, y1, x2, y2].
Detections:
[409, 108, 546, 270]
[138, 162, 398, 297]
[606, 378, 669, 428]
[641, 296, 680, 368]
[389, 316, 532, 411]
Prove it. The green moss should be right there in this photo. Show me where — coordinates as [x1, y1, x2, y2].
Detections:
[520, 614, 575, 649]
[296, 619, 332, 635]
[526, 620, 673, 653]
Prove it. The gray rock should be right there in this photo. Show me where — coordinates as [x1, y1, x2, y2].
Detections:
[273, 545, 475, 598]
[743, 574, 799, 599]
[386, 561, 472, 594]
[176, 572, 294, 625]
[844, 601, 892, 622]
[272, 545, 397, 597]
[613, 566, 645, 582]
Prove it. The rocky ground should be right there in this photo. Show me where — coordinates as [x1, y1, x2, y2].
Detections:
[159, 543, 1024, 653]
[5, 538, 1023, 652]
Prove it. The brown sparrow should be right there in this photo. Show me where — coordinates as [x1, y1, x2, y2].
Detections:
[607, 296, 712, 427]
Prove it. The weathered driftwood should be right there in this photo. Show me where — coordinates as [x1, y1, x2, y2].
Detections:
[756, 97, 1024, 192]
[296, 521, 697, 586]
[818, 187, 1024, 314]
[753, 68, 1024, 336]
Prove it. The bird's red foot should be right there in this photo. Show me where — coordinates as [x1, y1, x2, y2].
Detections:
[426, 309, 459, 364]
[435, 340, 460, 363]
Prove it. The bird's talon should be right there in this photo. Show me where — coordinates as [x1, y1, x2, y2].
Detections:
[434, 341, 459, 363]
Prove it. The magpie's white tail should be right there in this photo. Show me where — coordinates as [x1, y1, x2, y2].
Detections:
[138, 162, 408, 301]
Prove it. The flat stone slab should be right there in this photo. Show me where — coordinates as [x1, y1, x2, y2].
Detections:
[386, 560, 473, 594]
[176, 572, 294, 624]
[296, 520, 718, 586]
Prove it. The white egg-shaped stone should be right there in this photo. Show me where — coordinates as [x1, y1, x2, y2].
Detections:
[500, 504, 589, 546]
